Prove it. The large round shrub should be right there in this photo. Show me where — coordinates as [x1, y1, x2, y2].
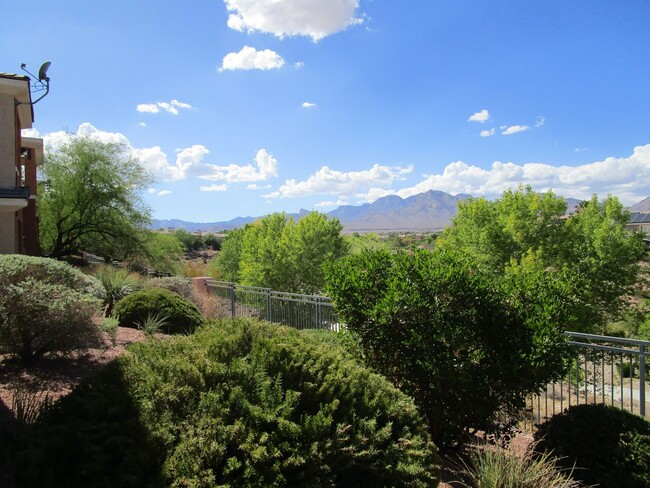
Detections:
[0, 278, 102, 360]
[112, 288, 204, 334]
[11, 318, 439, 487]
[534, 404, 650, 487]
[0, 254, 105, 299]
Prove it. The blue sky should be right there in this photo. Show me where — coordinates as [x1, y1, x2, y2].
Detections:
[4, 1, 650, 222]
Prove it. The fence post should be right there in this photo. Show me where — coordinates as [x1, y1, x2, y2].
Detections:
[267, 289, 272, 322]
[640, 344, 646, 417]
[316, 297, 322, 329]
[229, 282, 236, 318]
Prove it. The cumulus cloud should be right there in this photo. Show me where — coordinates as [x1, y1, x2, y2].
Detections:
[468, 109, 490, 123]
[264, 164, 413, 199]
[535, 116, 545, 128]
[247, 183, 272, 190]
[315, 199, 349, 208]
[352, 145, 650, 206]
[157, 190, 172, 196]
[480, 128, 495, 137]
[224, 0, 363, 41]
[301, 102, 316, 108]
[136, 99, 193, 115]
[501, 125, 530, 135]
[39, 123, 278, 187]
[220, 46, 285, 71]
[200, 184, 228, 192]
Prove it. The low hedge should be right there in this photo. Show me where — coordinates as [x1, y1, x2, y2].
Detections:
[534, 403, 650, 487]
[112, 288, 204, 334]
[0, 254, 104, 299]
[11, 318, 439, 487]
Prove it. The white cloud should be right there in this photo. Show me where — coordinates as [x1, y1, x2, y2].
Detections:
[468, 109, 490, 123]
[147, 187, 157, 194]
[294, 61, 305, 69]
[224, 0, 363, 41]
[535, 116, 545, 128]
[302, 102, 316, 108]
[480, 128, 495, 137]
[574, 147, 588, 153]
[39, 123, 278, 186]
[136, 99, 193, 115]
[158, 190, 172, 196]
[200, 184, 228, 192]
[502, 125, 530, 135]
[138, 122, 147, 127]
[264, 163, 413, 199]
[21, 128, 40, 137]
[247, 183, 272, 190]
[352, 144, 650, 206]
[220, 46, 285, 71]
[315, 199, 349, 208]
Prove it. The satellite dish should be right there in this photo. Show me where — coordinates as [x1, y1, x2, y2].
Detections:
[38, 61, 51, 81]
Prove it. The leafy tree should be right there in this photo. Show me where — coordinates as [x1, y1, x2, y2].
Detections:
[439, 186, 644, 332]
[325, 249, 570, 446]
[344, 232, 391, 254]
[210, 227, 245, 281]
[141, 232, 185, 273]
[211, 212, 348, 293]
[39, 137, 152, 260]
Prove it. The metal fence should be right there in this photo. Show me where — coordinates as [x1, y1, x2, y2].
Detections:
[205, 280, 342, 331]
[522, 331, 649, 431]
[204, 281, 650, 430]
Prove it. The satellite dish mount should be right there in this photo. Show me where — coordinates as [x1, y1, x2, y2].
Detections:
[17, 61, 51, 105]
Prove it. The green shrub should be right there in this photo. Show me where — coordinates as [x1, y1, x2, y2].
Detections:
[0, 278, 102, 360]
[92, 265, 143, 314]
[11, 318, 439, 487]
[325, 249, 569, 447]
[463, 442, 580, 488]
[144, 276, 194, 302]
[534, 404, 650, 487]
[112, 288, 204, 334]
[0, 254, 105, 299]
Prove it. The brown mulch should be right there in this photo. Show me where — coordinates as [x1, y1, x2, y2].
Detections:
[0, 327, 146, 414]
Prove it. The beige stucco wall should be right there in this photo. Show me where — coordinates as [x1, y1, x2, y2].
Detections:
[0, 213, 16, 253]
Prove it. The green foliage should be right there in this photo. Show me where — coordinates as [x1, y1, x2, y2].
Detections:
[99, 316, 120, 346]
[140, 232, 185, 274]
[439, 187, 644, 332]
[92, 264, 143, 315]
[344, 232, 391, 254]
[112, 288, 204, 335]
[136, 312, 169, 336]
[534, 404, 650, 487]
[210, 212, 348, 293]
[462, 442, 579, 488]
[0, 278, 102, 360]
[144, 276, 194, 302]
[11, 318, 439, 487]
[0, 254, 105, 300]
[325, 249, 570, 447]
[210, 227, 245, 281]
[39, 136, 152, 260]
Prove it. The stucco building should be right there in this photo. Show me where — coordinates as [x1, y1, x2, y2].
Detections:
[0, 72, 44, 255]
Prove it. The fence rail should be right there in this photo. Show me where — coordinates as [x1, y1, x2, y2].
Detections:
[204, 281, 649, 430]
[206, 280, 341, 331]
[522, 332, 649, 431]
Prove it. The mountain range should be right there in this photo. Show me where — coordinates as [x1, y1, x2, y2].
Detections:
[151, 191, 626, 234]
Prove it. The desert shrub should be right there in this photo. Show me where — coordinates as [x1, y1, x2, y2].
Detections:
[534, 404, 650, 487]
[144, 276, 194, 302]
[462, 442, 580, 488]
[11, 318, 439, 487]
[325, 249, 570, 447]
[93, 265, 143, 314]
[0, 278, 102, 360]
[0, 254, 105, 299]
[112, 288, 204, 335]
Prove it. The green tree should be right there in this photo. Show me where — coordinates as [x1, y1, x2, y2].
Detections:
[210, 227, 245, 281]
[439, 187, 644, 332]
[325, 249, 570, 446]
[39, 137, 152, 260]
[141, 232, 185, 273]
[211, 212, 348, 293]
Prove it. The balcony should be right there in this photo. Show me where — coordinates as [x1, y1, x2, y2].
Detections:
[0, 186, 30, 212]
